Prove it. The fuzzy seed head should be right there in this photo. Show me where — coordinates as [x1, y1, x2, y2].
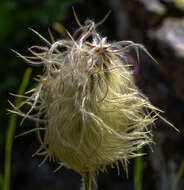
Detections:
[12, 19, 171, 175]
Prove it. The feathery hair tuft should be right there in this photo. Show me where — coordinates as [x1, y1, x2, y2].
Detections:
[10, 16, 176, 177]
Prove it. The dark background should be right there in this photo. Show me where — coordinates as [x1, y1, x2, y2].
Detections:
[1, 0, 184, 189]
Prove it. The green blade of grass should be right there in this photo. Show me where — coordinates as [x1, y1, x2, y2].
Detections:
[134, 148, 143, 190]
[0, 174, 4, 189]
[4, 67, 32, 190]
[172, 160, 184, 190]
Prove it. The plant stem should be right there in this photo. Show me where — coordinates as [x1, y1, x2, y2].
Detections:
[172, 160, 184, 190]
[0, 174, 4, 189]
[82, 172, 92, 190]
[134, 148, 143, 190]
[4, 68, 32, 190]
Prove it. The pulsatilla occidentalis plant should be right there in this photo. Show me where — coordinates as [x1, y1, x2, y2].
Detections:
[10, 12, 177, 190]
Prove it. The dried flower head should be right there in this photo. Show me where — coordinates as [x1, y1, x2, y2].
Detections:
[10, 13, 176, 178]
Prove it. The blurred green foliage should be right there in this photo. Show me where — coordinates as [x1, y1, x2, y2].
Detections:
[4, 68, 32, 190]
[0, 0, 81, 42]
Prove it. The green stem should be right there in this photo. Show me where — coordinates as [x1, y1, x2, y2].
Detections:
[172, 160, 184, 190]
[134, 148, 143, 190]
[4, 68, 32, 190]
[82, 172, 92, 190]
[0, 174, 4, 189]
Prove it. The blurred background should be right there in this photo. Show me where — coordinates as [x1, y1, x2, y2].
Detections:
[1, 0, 184, 190]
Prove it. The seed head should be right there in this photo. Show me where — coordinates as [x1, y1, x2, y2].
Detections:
[10, 17, 175, 176]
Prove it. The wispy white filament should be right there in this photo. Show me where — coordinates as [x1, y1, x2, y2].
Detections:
[10, 19, 175, 176]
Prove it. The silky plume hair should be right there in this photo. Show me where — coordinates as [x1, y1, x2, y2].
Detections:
[9, 16, 176, 178]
